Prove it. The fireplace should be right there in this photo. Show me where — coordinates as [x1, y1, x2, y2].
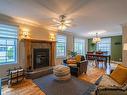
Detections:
[33, 48, 49, 69]
[24, 39, 56, 71]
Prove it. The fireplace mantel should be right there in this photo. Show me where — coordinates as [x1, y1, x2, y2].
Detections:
[23, 39, 56, 70]
[23, 39, 56, 43]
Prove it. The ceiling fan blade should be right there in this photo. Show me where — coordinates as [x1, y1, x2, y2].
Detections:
[64, 20, 72, 24]
[65, 23, 71, 27]
[50, 24, 60, 27]
[52, 19, 60, 23]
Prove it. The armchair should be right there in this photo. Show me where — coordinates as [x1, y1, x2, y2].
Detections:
[63, 55, 88, 77]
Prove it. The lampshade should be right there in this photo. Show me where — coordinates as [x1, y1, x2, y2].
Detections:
[92, 37, 101, 43]
[49, 33, 55, 41]
[123, 43, 127, 50]
[21, 28, 30, 39]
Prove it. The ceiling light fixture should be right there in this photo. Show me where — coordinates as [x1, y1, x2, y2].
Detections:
[53, 15, 72, 31]
[92, 33, 101, 43]
[88, 30, 106, 36]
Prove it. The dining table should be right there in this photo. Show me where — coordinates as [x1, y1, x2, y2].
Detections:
[86, 53, 111, 68]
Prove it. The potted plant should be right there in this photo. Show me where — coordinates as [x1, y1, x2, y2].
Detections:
[67, 50, 77, 58]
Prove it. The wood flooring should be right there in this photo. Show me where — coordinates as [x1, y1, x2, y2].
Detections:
[2, 63, 117, 95]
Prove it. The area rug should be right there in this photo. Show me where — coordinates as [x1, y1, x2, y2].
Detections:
[33, 74, 96, 95]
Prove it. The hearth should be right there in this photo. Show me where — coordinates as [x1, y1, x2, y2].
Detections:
[33, 48, 49, 69]
[24, 39, 56, 79]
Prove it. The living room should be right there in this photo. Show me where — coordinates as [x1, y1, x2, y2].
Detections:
[0, 0, 127, 95]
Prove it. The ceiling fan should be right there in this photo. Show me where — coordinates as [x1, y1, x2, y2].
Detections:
[52, 15, 72, 31]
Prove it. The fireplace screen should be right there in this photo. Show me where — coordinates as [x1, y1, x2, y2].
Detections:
[33, 48, 49, 69]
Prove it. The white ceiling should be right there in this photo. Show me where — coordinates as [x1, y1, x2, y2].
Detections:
[0, 0, 126, 38]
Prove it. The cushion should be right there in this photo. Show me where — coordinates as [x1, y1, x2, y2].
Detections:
[67, 59, 77, 64]
[68, 64, 77, 67]
[75, 55, 81, 62]
[121, 80, 127, 90]
[98, 75, 122, 89]
[110, 64, 127, 85]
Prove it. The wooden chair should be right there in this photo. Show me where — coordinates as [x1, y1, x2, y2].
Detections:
[86, 51, 95, 66]
[95, 52, 107, 68]
[95, 51, 104, 55]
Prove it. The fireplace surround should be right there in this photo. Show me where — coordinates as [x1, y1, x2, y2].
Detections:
[23, 39, 56, 71]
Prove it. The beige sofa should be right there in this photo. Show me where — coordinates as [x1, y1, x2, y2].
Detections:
[96, 64, 127, 95]
[96, 75, 127, 95]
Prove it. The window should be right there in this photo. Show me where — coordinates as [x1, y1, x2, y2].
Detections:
[56, 35, 66, 57]
[74, 38, 85, 55]
[96, 38, 111, 55]
[0, 24, 18, 65]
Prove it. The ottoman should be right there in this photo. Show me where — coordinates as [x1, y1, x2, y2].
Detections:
[53, 65, 71, 80]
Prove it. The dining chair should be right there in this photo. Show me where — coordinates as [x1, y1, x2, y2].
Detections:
[95, 51, 107, 68]
[86, 51, 95, 66]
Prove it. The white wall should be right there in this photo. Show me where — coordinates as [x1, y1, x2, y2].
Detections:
[55, 33, 88, 65]
[0, 14, 88, 78]
[0, 14, 57, 77]
[0, 26, 55, 78]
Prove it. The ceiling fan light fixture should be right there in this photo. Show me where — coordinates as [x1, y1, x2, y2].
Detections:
[58, 24, 67, 31]
[52, 15, 72, 31]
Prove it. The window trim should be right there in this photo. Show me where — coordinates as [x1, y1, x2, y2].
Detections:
[96, 37, 111, 55]
[56, 34, 67, 58]
[0, 38, 18, 65]
[74, 38, 85, 55]
[0, 24, 18, 65]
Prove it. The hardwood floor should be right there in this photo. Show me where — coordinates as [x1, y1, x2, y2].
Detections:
[79, 62, 117, 83]
[79, 65, 105, 84]
[2, 63, 117, 95]
[2, 79, 45, 95]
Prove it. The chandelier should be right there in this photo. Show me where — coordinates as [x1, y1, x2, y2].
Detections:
[92, 33, 101, 43]
[53, 15, 72, 31]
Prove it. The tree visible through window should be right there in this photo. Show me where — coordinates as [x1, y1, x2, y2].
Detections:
[56, 35, 66, 57]
[0, 24, 18, 65]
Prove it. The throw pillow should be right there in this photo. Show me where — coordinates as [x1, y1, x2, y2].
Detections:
[67, 59, 76, 64]
[75, 55, 81, 62]
[110, 64, 127, 85]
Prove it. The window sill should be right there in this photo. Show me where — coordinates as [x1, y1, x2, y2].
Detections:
[0, 62, 17, 66]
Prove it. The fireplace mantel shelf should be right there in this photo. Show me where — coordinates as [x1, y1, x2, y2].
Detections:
[22, 39, 56, 43]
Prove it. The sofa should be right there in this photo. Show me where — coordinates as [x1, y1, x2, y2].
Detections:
[63, 55, 88, 77]
[96, 64, 127, 95]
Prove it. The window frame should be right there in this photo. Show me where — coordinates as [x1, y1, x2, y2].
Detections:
[96, 37, 111, 55]
[56, 34, 67, 58]
[74, 38, 85, 55]
[0, 24, 18, 65]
